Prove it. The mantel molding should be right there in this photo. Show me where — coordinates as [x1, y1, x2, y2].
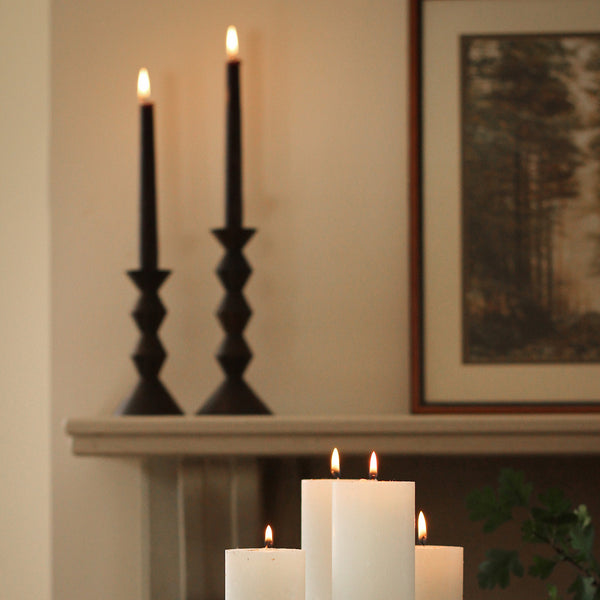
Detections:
[65, 414, 600, 457]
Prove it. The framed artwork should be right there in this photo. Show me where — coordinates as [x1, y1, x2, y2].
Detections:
[409, 0, 600, 412]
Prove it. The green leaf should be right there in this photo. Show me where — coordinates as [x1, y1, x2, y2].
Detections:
[529, 555, 559, 580]
[466, 484, 513, 532]
[539, 488, 572, 517]
[467, 470, 535, 533]
[575, 505, 593, 530]
[568, 576, 597, 600]
[547, 583, 561, 600]
[477, 548, 524, 590]
[521, 517, 548, 544]
[570, 520, 594, 558]
[531, 490, 577, 545]
[469, 470, 600, 600]
[466, 485, 497, 521]
[466, 485, 512, 532]
[569, 505, 595, 566]
[522, 516, 553, 544]
[498, 468, 533, 508]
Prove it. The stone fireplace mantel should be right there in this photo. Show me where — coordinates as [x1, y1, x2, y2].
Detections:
[66, 413, 600, 457]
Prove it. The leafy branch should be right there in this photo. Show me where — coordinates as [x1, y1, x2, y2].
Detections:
[466, 468, 600, 600]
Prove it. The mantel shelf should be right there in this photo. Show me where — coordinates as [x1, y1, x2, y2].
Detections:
[65, 414, 600, 457]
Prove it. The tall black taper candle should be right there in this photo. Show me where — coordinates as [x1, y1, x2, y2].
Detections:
[196, 27, 270, 415]
[138, 67, 158, 269]
[115, 68, 182, 416]
[226, 25, 242, 229]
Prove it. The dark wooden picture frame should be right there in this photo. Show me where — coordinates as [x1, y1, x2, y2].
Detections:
[409, 0, 600, 413]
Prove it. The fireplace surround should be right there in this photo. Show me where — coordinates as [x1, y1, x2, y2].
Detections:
[66, 414, 600, 600]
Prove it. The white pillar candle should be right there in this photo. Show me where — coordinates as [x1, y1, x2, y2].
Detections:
[225, 527, 305, 600]
[301, 449, 340, 600]
[415, 512, 463, 600]
[415, 546, 463, 600]
[332, 453, 415, 600]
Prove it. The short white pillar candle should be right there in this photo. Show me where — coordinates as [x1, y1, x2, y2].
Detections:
[415, 512, 463, 600]
[225, 526, 305, 600]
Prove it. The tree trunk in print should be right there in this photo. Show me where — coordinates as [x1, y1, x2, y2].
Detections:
[462, 34, 600, 363]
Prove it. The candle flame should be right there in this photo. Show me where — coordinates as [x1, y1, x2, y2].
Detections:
[369, 451, 378, 479]
[137, 68, 151, 102]
[264, 524, 273, 548]
[331, 448, 340, 478]
[418, 511, 427, 543]
[226, 25, 239, 60]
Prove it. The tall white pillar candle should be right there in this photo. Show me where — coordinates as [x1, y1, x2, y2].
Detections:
[332, 455, 415, 600]
[301, 449, 339, 600]
[225, 527, 305, 600]
[415, 511, 463, 600]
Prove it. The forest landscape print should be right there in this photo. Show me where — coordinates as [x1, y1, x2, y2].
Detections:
[462, 33, 600, 363]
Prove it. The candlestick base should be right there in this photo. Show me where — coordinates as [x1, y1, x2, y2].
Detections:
[201, 378, 267, 415]
[197, 227, 270, 415]
[115, 269, 183, 416]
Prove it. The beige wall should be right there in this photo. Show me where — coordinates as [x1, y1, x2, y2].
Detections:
[0, 0, 51, 598]
[51, 0, 408, 419]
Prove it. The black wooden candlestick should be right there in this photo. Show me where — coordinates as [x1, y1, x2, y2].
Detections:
[115, 269, 182, 415]
[197, 227, 270, 414]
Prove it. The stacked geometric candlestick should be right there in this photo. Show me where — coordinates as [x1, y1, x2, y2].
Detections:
[197, 26, 270, 415]
[226, 450, 463, 600]
[115, 68, 182, 416]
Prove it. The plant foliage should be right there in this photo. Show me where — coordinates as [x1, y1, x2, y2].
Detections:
[466, 469, 600, 600]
